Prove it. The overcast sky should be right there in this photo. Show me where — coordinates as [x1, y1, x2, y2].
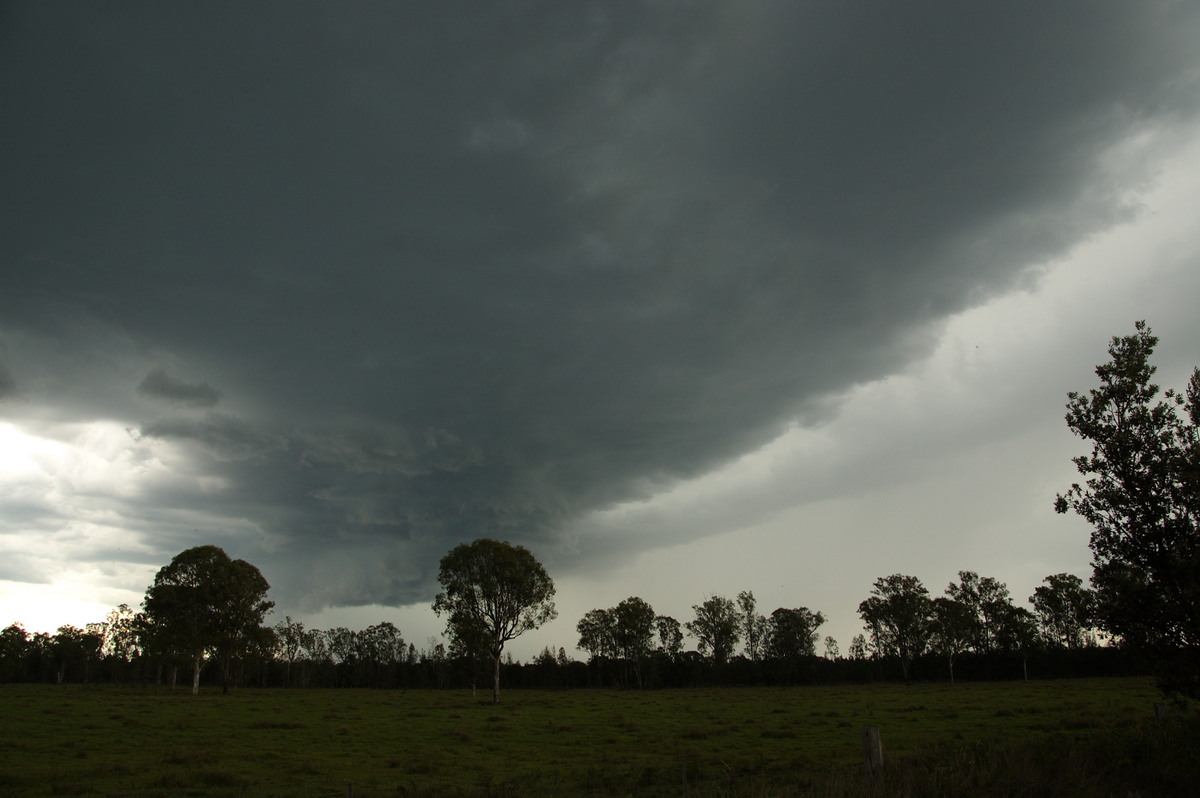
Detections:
[3, 2, 1199, 658]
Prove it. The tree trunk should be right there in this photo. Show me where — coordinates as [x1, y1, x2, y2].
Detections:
[492, 651, 501, 704]
[191, 654, 201, 695]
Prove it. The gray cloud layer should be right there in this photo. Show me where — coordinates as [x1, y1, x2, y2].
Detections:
[0, 362, 17, 401]
[137, 369, 221, 408]
[3, 2, 1199, 609]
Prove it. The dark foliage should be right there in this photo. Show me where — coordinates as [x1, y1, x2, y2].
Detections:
[1057, 322, 1200, 699]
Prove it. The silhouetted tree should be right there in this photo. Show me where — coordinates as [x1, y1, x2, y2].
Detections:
[1030, 573, 1096, 649]
[142, 545, 274, 694]
[929, 597, 973, 684]
[1056, 322, 1200, 698]
[858, 574, 931, 681]
[613, 597, 657, 688]
[737, 591, 767, 661]
[945, 571, 1014, 654]
[577, 608, 617, 664]
[325, 627, 358, 686]
[360, 621, 406, 687]
[54, 624, 103, 684]
[763, 607, 825, 661]
[100, 604, 139, 681]
[432, 539, 556, 703]
[993, 603, 1040, 681]
[655, 615, 684, 659]
[577, 598, 659, 687]
[274, 616, 307, 687]
[0, 624, 30, 682]
[301, 627, 333, 687]
[687, 595, 741, 664]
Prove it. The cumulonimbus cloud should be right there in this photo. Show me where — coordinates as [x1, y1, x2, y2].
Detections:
[1, 1, 1199, 612]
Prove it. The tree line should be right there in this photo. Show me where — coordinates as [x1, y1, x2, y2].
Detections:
[0, 557, 1117, 694]
[566, 569, 1107, 689]
[2, 322, 1196, 699]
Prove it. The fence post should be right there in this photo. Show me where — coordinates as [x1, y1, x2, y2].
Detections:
[861, 726, 883, 777]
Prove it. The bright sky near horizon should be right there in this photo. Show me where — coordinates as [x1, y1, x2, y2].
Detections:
[3, 2, 1200, 658]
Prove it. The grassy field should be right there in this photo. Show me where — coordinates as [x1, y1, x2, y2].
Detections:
[0, 677, 1188, 796]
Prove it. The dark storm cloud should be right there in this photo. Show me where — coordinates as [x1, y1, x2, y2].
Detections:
[139, 412, 286, 462]
[137, 369, 221, 408]
[0, 361, 17, 401]
[2, 2, 1199, 607]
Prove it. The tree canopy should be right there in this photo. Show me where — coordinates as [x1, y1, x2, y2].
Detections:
[141, 545, 274, 694]
[432, 538, 556, 703]
[1056, 321, 1200, 698]
[686, 595, 741, 665]
[1030, 573, 1096, 650]
[945, 570, 1014, 654]
[858, 574, 931, 681]
[763, 607, 826, 661]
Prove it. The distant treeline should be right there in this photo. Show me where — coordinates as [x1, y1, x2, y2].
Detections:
[0, 561, 1141, 691]
[0, 612, 1145, 692]
[0, 557, 1144, 693]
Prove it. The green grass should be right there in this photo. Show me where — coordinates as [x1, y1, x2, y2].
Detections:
[0, 678, 1182, 796]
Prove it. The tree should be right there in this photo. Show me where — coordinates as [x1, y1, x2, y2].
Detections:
[993, 603, 1040, 681]
[142, 545, 274, 694]
[763, 607, 826, 661]
[929, 597, 974, 684]
[133, 608, 180, 688]
[326, 627, 358, 673]
[100, 604, 140, 680]
[442, 610, 490, 696]
[50, 624, 102, 681]
[736, 591, 767, 661]
[273, 616, 307, 687]
[432, 538, 556, 703]
[613, 597, 657, 688]
[1055, 322, 1200, 698]
[944, 571, 1014, 654]
[823, 636, 840, 660]
[301, 627, 332, 687]
[654, 615, 684, 659]
[577, 608, 617, 676]
[686, 595, 741, 664]
[51, 625, 87, 684]
[0, 624, 30, 682]
[578, 597, 665, 688]
[858, 574, 931, 681]
[1029, 573, 1096, 649]
[360, 621, 405, 687]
